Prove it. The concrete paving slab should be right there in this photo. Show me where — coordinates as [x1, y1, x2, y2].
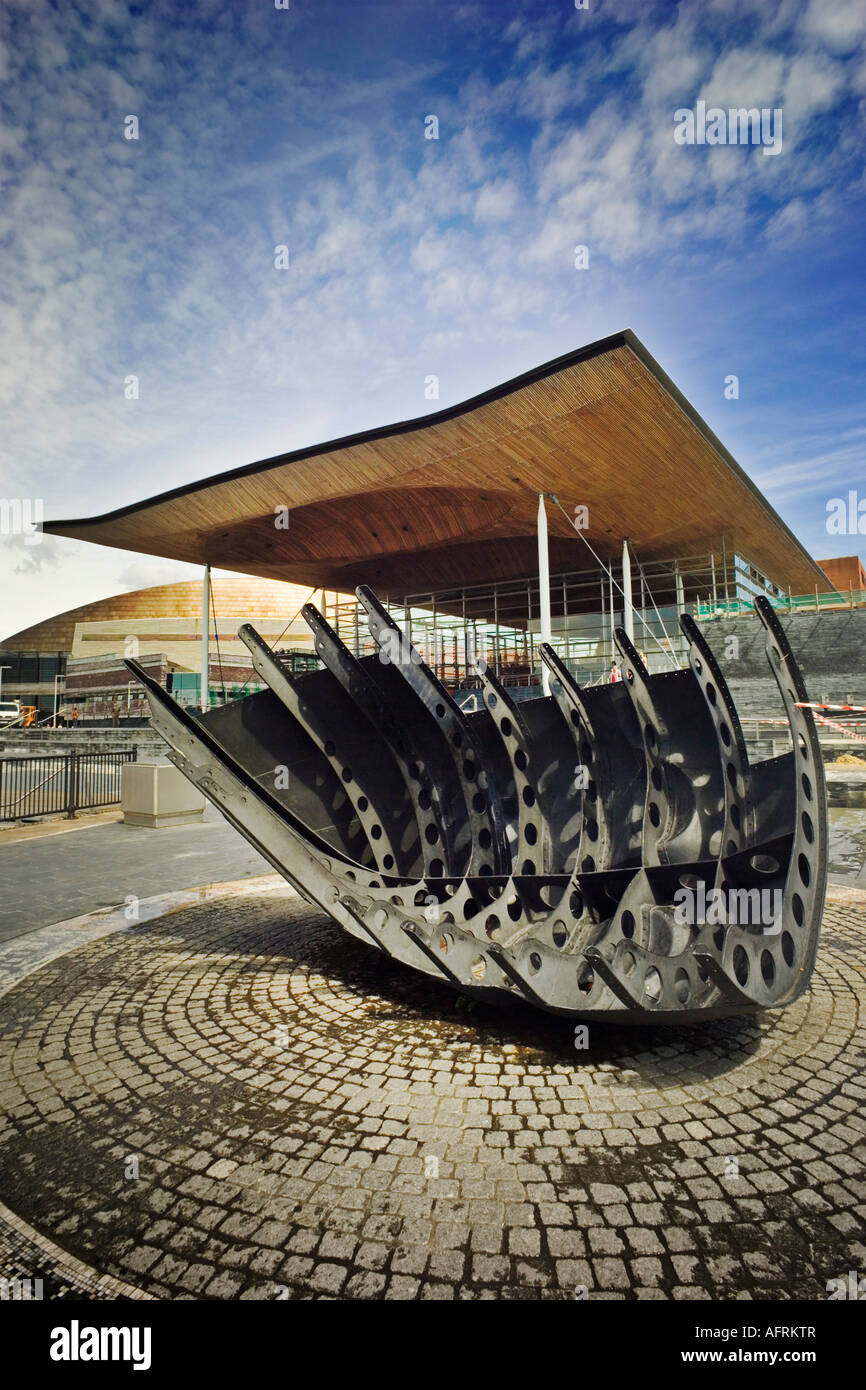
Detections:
[0, 805, 270, 942]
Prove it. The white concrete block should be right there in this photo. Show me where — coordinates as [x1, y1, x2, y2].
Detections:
[122, 762, 206, 828]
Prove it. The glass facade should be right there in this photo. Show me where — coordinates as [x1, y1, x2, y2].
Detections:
[0, 652, 66, 683]
[170, 673, 264, 707]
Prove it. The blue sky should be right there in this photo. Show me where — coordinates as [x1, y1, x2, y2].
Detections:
[1, 0, 865, 632]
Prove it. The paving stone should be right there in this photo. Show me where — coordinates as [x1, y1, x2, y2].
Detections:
[385, 1275, 420, 1300]
[472, 1254, 511, 1283]
[318, 1232, 358, 1262]
[508, 1228, 541, 1258]
[591, 1257, 630, 1289]
[427, 1251, 465, 1282]
[470, 1224, 503, 1254]
[589, 1227, 625, 1256]
[310, 1263, 348, 1295]
[556, 1259, 594, 1290]
[203, 1270, 245, 1298]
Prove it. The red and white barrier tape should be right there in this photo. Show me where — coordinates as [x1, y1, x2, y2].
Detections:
[811, 712, 866, 745]
[795, 701, 866, 713]
[741, 713, 866, 745]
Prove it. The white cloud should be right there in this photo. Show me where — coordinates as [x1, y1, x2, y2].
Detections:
[474, 177, 519, 222]
[702, 47, 786, 107]
[800, 0, 866, 55]
[783, 53, 846, 125]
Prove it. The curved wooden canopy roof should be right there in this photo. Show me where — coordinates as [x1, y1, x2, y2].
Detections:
[46, 330, 827, 605]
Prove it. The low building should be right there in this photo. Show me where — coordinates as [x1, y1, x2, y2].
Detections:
[0, 576, 337, 724]
[818, 554, 866, 594]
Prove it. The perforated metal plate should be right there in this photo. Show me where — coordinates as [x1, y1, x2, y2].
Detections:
[127, 593, 826, 1022]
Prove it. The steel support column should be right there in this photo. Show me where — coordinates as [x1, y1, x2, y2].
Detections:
[201, 563, 210, 713]
[622, 537, 635, 644]
[537, 494, 552, 695]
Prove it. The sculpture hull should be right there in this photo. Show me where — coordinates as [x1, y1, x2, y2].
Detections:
[127, 591, 827, 1022]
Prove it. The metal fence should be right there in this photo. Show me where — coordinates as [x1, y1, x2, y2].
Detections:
[696, 588, 866, 620]
[0, 749, 138, 822]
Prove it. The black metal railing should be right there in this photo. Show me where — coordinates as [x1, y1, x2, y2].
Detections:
[0, 749, 138, 822]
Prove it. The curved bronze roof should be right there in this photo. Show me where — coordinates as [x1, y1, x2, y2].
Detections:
[0, 577, 324, 653]
[45, 330, 827, 602]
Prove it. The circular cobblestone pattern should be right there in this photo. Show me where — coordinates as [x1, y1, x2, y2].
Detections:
[0, 893, 863, 1300]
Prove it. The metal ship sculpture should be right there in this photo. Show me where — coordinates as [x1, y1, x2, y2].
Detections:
[127, 589, 826, 1023]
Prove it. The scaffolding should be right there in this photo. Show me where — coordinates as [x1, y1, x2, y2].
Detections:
[318, 548, 781, 691]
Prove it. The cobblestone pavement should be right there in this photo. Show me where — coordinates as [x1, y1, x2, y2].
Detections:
[0, 890, 863, 1301]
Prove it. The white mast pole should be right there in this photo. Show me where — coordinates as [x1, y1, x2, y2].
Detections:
[537, 494, 552, 696]
[201, 564, 210, 713]
[622, 537, 635, 643]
